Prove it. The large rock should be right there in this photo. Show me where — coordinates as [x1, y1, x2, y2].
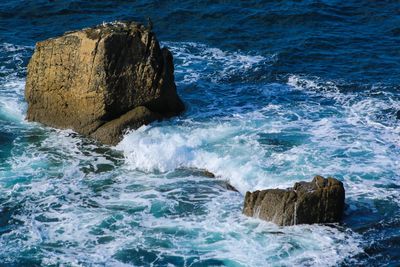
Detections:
[243, 176, 345, 226]
[25, 21, 184, 145]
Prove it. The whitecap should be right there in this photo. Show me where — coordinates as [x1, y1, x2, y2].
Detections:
[163, 41, 275, 84]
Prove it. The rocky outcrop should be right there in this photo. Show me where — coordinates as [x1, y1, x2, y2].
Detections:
[25, 21, 184, 145]
[243, 176, 345, 226]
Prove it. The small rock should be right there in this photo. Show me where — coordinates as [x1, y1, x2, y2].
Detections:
[183, 168, 216, 178]
[201, 170, 216, 178]
[224, 182, 239, 193]
[185, 168, 239, 192]
[243, 176, 345, 226]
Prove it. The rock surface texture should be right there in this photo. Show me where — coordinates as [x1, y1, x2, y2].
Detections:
[25, 21, 184, 145]
[243, 176, 345, 226]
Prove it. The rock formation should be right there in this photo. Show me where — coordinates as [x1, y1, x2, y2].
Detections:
[25, 21, 184, 145]
[243, 176, 345, 226]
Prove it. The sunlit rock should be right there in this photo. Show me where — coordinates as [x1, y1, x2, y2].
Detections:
[25, 21, 184, 145]
[243, 176, 345, 226]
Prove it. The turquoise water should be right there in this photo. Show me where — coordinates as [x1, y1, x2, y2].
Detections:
[1, 1, 400, 266]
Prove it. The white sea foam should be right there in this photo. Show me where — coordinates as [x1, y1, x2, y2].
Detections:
[0, 78, 27, 122]
[286, 75, 400, 201]
[0, 43, 32, 122]
[163, 41, 274, 84]
[116, 121, 284, 193]
[117, 74, 399, 204]
[116, 126, 198, 173]
[0, 43, 33, 53]
[0, 168, 364, 266]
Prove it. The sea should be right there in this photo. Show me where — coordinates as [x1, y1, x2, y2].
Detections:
[0, 0, 399, 266]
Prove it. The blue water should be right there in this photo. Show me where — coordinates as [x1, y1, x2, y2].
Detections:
[0, 1, 399, 266]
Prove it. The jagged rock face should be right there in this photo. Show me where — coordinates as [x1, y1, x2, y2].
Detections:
[25, 22, 184, 145]
[243, 176, 345, 226]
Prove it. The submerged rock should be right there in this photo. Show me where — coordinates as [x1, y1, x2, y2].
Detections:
[185, 168, 239, 192]
[224, 182, 239, 193]
[25, 21, 184, 145]
[243, 176, 345, 226]
[195, 169, 216, 178]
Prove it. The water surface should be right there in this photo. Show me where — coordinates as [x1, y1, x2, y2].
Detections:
[0, 0, 399, 266]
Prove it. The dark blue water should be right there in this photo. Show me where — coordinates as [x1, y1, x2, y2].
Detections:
[0, 1, 399, 266]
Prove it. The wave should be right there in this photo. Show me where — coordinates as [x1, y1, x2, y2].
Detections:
[117, 74, 400, 206]
[0, 43, 32, 123]
[116, 123, 272, 193]
[0, 78, 26, 122]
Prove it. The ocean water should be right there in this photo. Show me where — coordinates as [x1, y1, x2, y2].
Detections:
[0, 0, 399, 266]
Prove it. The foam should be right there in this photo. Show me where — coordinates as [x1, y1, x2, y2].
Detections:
[286, 75, 400, 200]
[0, 171, 363, 266]
[0, 43, 32, 123]
[0, 78, 27, 122]
[0, 43, 32, 53]
[2, 131, 364, 267]
[116, 122, 281, 193]
[164, 41, 274, 84]
[117, 74, 400, 203]
[116, 126, 197, 173]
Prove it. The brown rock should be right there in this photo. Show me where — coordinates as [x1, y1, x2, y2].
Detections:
[193, 169, 239, 192]
[182, 168, 239, 192]
[90, 106, 161, 145]
[243, 176, 345, 226]
[198, 169, 216, 178]
[25, 21, 184, 144]
[224, 182, 239, 193]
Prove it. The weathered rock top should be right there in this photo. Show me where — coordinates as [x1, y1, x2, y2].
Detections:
[65, 21, 147, 40]
[25, 21, 184, 145]
[294, 175, 343, 192]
